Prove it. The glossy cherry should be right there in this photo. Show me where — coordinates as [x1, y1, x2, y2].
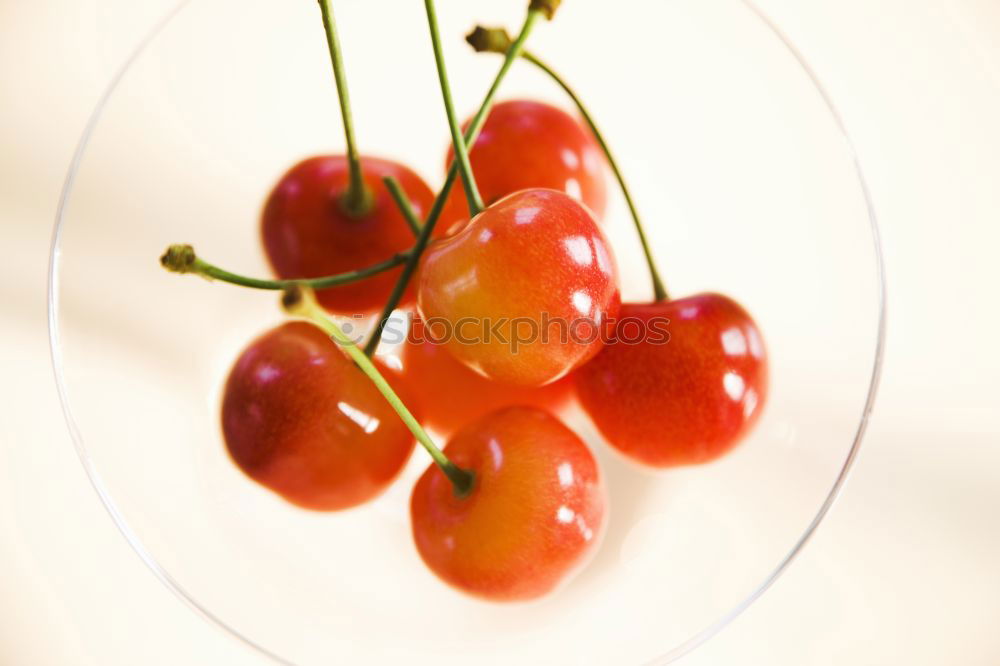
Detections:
[396, 317, 572, 437]
[416, 188, 620, 386]
[440, 100, 607, 231]
[574, 293, 768, 467]
[261, 156, 438, 314]
[221, 321, 417, 510]
[410, 406, 605, 601]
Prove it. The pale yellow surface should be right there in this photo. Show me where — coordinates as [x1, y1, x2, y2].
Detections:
[1, 0, 998, 664]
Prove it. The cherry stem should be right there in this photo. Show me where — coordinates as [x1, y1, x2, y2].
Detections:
[283, 286, 475, 496]
[159, 244, 408, 290]
[382, 176, 422, 237]
[423, 0, 484, 218]
[317, 0, 374, 217]
[466, 27, 669, 301]
[363, 7, 546, 357]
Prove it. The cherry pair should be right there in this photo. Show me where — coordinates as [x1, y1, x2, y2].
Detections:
[222, 318, 603, 601]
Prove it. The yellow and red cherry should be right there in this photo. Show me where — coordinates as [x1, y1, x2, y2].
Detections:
[416, 188, 620, 387]
[440, 99, 607, 230]
[574, 293, 768, 467]
[261, 156, 439, 314]
[396, 317, 572, 437]
[221, 321, 417, 510]
[410, 406, 605, 601]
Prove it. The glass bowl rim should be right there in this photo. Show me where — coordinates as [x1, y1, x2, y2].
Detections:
[46, 1, 887, 663]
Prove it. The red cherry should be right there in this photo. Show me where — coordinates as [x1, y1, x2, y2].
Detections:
[574, 293, 768, 467]
[397, 317, 572, 437]
[441, 100, 607, 230]
[261, 156, 437, 314]
[410, 406, 605, 601]
[416, 188, 620, 386]
[221, 321, 417, 510]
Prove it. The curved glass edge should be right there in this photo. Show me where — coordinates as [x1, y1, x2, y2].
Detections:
[45, 2, 887, 665]
[46, 2, 293, 664]
[646, 2, 888, 663]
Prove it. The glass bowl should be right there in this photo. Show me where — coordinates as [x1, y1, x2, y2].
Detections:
[48, 0, 885, 663]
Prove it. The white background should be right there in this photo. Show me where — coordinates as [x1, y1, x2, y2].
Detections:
[1, 0, 998, 664]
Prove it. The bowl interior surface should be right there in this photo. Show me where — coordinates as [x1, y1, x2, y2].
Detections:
[50, 0, 883, 663]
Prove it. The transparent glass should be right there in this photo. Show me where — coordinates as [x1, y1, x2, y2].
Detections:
[48, 1, 885, 663]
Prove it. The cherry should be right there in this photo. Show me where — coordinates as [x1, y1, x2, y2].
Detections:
[410, 406, 605, 601]
[416, 188, 620, 386]
[261, 156, 438, 314]
[261, 2, 445, 314]
[396, 317, 572, 437]
[574, 293, 768, 467]
[440, 99, 607, 231]
[221, 321, 417, 510]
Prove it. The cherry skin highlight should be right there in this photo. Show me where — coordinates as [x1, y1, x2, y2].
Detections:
[441, 100, 607, 230]
[574, 293, 768, 467]
[396, 317, 572, 437]
[410, 406, 605, 601]
[261, 156, 437, 314]
[221, 321, 417, 511]
[416, 188, 620, 387]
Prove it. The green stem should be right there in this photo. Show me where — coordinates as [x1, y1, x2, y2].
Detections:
[283, 286, 474, 495]
[363, 8, 545, 356]
[423, 0, 484, 217]
[383, 176, 422, 237]
[522, 51, 667, 300]
[317, 0, 373, 217]
[160, 244, 407, 290]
